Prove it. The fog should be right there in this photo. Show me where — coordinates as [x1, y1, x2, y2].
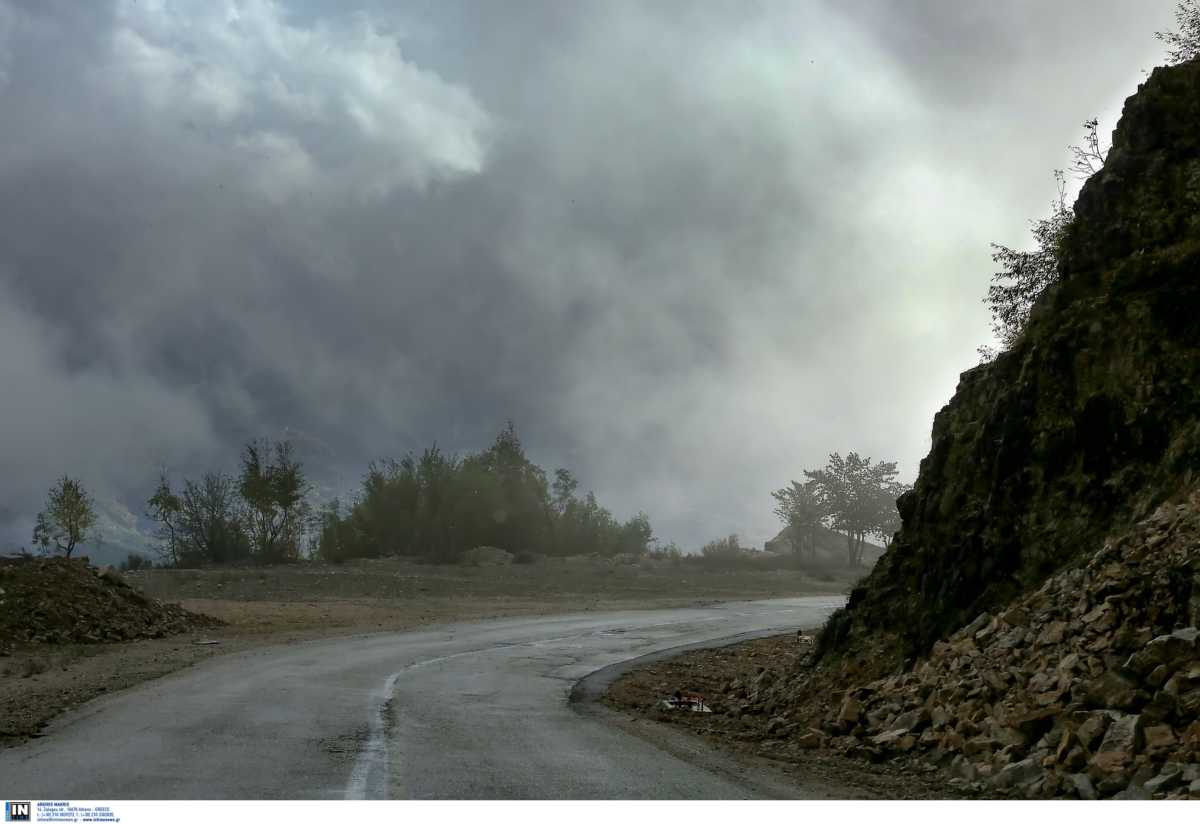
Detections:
[0, 0, 1178, 555]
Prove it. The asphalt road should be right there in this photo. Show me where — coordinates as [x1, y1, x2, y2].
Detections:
[1, 597, 842, 799]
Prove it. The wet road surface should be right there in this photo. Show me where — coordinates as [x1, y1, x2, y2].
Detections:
[1, 597, 841, 799]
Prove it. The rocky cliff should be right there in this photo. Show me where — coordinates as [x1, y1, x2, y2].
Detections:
[822, 59, 1200, 667]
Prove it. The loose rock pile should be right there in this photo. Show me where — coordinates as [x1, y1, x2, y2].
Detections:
[0, 556, 220, 653]
[736, 494, 1200, 799]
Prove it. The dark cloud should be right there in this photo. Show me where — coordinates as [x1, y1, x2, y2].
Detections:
[0, 0, 1179, 554]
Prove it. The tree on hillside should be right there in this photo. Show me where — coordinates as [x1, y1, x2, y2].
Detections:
[983, 124, 1108, 354]
[804, 453, 901, 567]
[984, 171, 1073, 350]
[32, 476, 97, 559]
[771, 479, 824, 558]
[239, 439, 310, 563]
[1157, 1, 1200, 64]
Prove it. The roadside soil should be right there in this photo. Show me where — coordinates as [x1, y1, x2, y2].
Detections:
[2, 556, 856, 748]
[603, 634, 969, 799]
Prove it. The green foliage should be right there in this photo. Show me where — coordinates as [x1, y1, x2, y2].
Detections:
[802, 452, 910, 567]
[985, 172, 1074, 350]
[146, 439, 310, 567]
[239, 439, 310, 563]
[317, 423, 652, 563]
[983, 123, 1108, 354]
[119, 552, 152, 572]
[178, 472, 251, 565]
[33, 476, 97, 559]
[1157, 1, 1200, 65]
[771, 480, 824, 557]
[146, 473, 184, 566]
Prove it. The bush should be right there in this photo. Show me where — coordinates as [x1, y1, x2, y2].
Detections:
[119, 552, 152, 572]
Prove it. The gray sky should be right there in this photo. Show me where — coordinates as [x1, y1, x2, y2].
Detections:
[0, 0, 1179, 554]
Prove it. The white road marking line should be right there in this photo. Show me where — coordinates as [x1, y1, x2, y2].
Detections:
[343, 607, 831, 798]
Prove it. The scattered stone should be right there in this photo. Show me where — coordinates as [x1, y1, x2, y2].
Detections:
[1068, 772, 1097, 800]
[992, 757, 1042, 790]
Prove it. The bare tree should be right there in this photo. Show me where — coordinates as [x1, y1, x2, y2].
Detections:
[1069, 119, 1108, 180]
[32, 476, 97, 558]
[1157, 1, 1200, 65]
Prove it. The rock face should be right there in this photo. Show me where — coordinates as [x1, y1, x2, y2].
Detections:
[745, 495, 1200, 798]
[822, 58, 1200, 666]
[0, 556, 220, 652]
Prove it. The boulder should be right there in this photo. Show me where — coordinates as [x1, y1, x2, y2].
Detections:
[1124, 628, 1200, 678]
[1085, 671, 1139, 710]
[992, 757, 1043, 790]
[1098, 714, 1143, 756]
[1113, 783, 1151, 800]
[1144, 768, 1184, 795]
[836, 695, 862, 727]
[1142, 724, 1177, 756]
[1068, 772, 1097, 800]
[889, 707, 930, 733]
[1075, 712, 1113, 750]
[795, 730, 823, 749]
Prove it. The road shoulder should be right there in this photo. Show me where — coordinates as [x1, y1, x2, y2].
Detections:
[587, 633, 966, 799]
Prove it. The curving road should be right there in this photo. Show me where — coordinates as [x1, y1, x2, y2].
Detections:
[0, 597, 842, 799]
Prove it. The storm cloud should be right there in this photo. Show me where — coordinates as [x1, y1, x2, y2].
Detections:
[0, 0, 1179, 554]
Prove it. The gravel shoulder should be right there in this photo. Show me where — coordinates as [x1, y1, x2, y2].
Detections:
[600, 633, 970, 799]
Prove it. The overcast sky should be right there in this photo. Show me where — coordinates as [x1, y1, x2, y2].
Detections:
[0, 0, 1180, 554]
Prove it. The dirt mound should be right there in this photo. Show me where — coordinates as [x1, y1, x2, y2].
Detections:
[737, 495, 1200, 799]
[0, 556, 221, 653]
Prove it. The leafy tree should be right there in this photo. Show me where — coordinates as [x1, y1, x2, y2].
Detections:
[179, 472, 249, 565]
[617, 512, 654, 556]
[771, 479, 824, 558]
[32, 476, 97, 558]
[119, 552, 152, 572]
[804, 453, 901, 567]
[238, 439, 310, 563]
[146, 473, 184, 566]
[551, 468, 578, 514]
[984, 171, 1073, 350]
[316, 498, 358, 563]
[873, 480, 912, 548]
[983, 123, 1108, 354]
[700, 534, 744, 560]
[1157, 1, 1200, 64]
[316, 423, 652, 563]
